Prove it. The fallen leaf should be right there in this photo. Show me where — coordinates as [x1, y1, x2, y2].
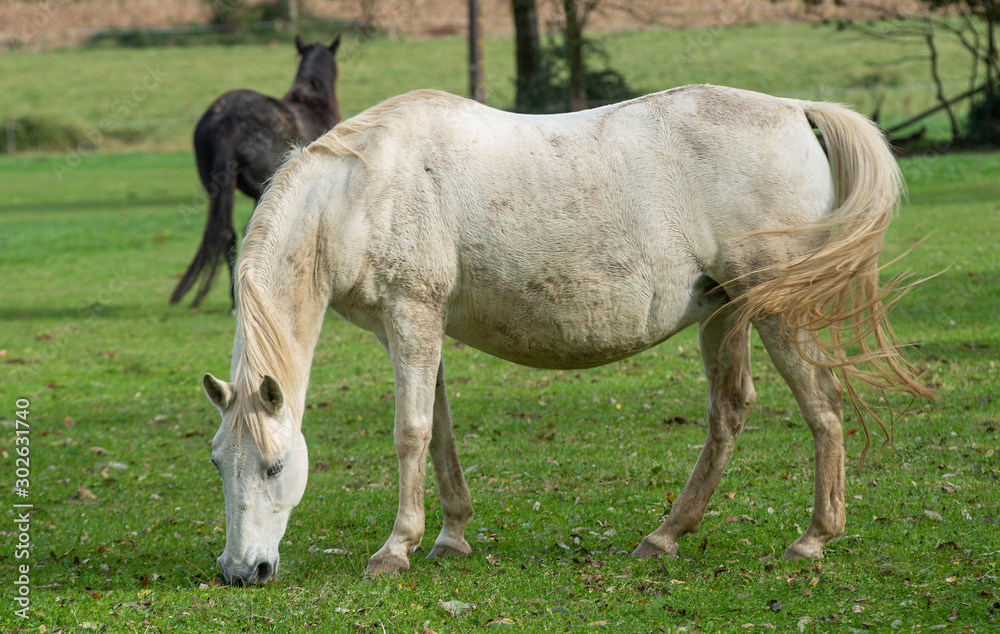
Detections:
[438, 599, 475, 616]
[924, 510, 945, 521]
[487, 618, 515, 628]
[91, 446, 109, 455]
[78, 488, 97, 502]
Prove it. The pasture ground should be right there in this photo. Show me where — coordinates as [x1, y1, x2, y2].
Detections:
[1, 144, 998, 631]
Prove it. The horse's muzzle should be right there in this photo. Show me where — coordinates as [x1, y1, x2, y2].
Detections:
[217, 558, 277, 586]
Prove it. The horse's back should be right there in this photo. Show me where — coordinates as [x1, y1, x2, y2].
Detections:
[338, 86, 832, 237]
[346, 85, 834, 273]
[195, 89, 304, 196]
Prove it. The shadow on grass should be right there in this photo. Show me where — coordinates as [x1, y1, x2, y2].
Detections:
[0, 304, 133, 321]
[0, 196, 197, 214]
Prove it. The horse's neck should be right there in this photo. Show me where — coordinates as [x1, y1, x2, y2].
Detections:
[282, 84, 338, 137]
[236, 244, 331, 413]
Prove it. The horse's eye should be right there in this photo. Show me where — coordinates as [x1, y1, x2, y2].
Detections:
[266, 463, 282, 479]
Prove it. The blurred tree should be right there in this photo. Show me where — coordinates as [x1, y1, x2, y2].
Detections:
[563, 0, 594, 111]
[512, 0, 542, 111]
[511, 0, 637, 113]
[817, 0, 999, 144]
[917, 0, 998, 90]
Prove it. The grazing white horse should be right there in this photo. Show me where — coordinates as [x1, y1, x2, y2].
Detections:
[202, 86, 931, 583]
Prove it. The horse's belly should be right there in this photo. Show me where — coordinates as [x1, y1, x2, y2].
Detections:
[445, 270, 711, 370]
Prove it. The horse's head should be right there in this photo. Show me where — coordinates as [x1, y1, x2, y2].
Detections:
[289, 35, 342, 124]
[203, 372, 308, 585]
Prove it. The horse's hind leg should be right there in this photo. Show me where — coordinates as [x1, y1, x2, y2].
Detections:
[753, 314, 845, 559]
[633, 307, 756, 558]
[426, 360, 474, 559]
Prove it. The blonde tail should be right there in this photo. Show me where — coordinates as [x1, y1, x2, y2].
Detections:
[737, 101, 935, 449]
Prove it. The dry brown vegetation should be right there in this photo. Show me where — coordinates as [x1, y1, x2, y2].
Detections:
[3, 0, 928, 50]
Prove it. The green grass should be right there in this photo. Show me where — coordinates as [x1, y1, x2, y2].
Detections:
[1, 142, 998, 632]
[0, 21, 984, 153]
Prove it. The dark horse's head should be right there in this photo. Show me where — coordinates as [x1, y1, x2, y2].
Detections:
[285, 35, 342, 124]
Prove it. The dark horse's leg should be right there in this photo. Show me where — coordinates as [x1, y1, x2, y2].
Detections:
[171, 122, 238, 308]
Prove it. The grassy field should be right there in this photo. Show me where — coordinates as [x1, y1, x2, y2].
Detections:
[0, 20, 984, 153]
[1, 135, 998, 633]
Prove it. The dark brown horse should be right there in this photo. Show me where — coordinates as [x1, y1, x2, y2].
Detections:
[171, 35, 342, 308]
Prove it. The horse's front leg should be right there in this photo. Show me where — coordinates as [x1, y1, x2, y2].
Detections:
[366, 307, 445, 576]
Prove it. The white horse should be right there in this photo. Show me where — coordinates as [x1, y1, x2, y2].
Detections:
[202, 86, 931, 583]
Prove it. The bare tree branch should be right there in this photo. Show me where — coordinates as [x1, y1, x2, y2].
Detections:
[926, 23, 961, 139]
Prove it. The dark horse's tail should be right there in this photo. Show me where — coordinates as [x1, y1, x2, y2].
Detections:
[171, 127, 238, 307]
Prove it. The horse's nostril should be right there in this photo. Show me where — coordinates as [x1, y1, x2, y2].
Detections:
[255, 561, 272, 582]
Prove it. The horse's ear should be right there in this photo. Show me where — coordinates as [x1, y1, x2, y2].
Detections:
[203, 373, 235, 412]
[295, 35, 307, 55]
[329, 34, 341, 55]
[258, 375, 285, 415]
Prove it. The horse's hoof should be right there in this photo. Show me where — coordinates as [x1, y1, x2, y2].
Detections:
[427, 541, 472, 559]
[631, 537, 679, 559]
[783, 538, 824, 560]
[364, 553, 410, 577]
